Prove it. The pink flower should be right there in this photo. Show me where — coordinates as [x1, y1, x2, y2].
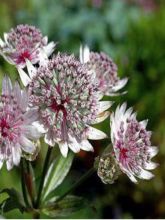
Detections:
[29, 53, 112, 157]
[0, 76, 41, 170]
[110, 103, 158, 183]
[80, 45, 128, 96]
[0, 24, 55, 69]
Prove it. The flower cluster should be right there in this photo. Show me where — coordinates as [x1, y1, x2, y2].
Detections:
[0, 24, 55, 69]
[80, 45, 128, 96]
[0, 24, 158, 185]
[29, 53, 112, 157]
[110, 103, 158, 183]
[0, 77, 41, 170]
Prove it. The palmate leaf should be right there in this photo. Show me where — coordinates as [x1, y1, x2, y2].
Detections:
[41, 195, 85, 218]
[0, 188, 25, 214]
[43, 151, 74, 200]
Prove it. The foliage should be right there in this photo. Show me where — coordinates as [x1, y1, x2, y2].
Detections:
[43, 151, 74, 201]
[0, 188, 24, 214]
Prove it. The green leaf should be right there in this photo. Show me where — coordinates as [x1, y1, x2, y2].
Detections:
[42, 195, 85, 218]
[43, 151, 74, 200]
[0, 188, 25, 214]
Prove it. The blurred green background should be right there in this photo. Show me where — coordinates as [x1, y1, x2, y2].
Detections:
[0, 0, 165, 218]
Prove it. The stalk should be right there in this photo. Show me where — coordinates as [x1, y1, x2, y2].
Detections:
[20, 159, 30, 208]
[34, 146, 52, 209]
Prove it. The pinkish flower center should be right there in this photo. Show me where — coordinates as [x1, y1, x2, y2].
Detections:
[50, 98, 69, 119]
[49, 84, 70, 119]
[50, 100, 67, 116]
[0, 118, 10, 138]
[17, 50, 31, 64]
[119, 147, 128, 161]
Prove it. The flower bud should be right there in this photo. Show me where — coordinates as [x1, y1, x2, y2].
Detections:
[95, 145, 121, 184]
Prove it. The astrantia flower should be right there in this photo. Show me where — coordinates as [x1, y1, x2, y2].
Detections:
[0, 24, 55, 69]
[110, 103, 158, 183]
[29, 53, 112, 157]
[0, 76, 41, 170]
[80, 45, 128, 96]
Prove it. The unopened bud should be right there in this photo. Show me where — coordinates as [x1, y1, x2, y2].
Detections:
[95, 145, 121, 184]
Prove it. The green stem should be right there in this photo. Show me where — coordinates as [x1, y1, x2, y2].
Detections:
[55, 167, 95, 204]
[35, 146, 52, 209]
[20, 159, 30, 208]
[25, 161, 36, 207]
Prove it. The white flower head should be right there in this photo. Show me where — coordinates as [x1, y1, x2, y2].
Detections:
[80, 45, 128, 96]
[0, 24, 56, 86]
[110, 103, 158, 183]
[0, 76, 42, 170]
[29, 53, 113, 157]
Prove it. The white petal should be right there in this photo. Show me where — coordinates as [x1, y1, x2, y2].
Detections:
[59, 141, 69, 157]
[148, 146, 158, 158]
[140, 119, 148, 129]
[14, 82, 21, 103]
[20, 136, 36, 153]
[79, 45, 90, 63]
[17, 68, 31, 87]
[2, 76, 12, 96]
[111, 78, 128, 92]
[68, 144, 80, 153]
[80, 45, 84, 63]
[97, 92, 104, 101]
[92, 111, 110, 124]
[39, 49, 49, 66]
[131, 112, 137, 119]
[12, 145, 21, 166]
[44, 132, 56, 147]
[42, 36, 48, 44]
[23, 109, 38, 124]
[80, 140, 94, 152]
[125, 106, 134, 120]
[26, 59, 37, 78]
[4, 33, 8, 44]
[144, 161, 158, 170]
[126, 172, 138, 183]
[119, 103, 127, 116]
[32, 121, 47, 133]
[0, 38, 4, 47]
[23, 125, 41, 140]
[113, 103, 127, 128]
[68, 137, 80, 153]
[97, 101, 113, 114]
[43, 41, 55, 57]
[110, 112, 116, 143]
[105, 90, 127, 97]
[0, 160, 3, 169]
[87, 127, 107, 140]
[20, 90, 28, 111]
[138, 169, 154, 180]
[6, 160, 13, 170]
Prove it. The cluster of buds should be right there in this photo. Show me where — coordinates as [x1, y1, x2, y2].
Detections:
[0, 24, 158, 184]
[95, 146, 121, 184]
